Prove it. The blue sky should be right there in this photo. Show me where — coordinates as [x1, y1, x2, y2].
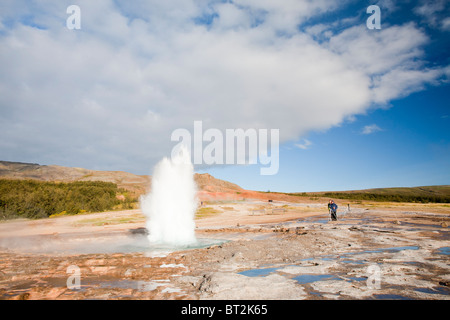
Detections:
[200, 1, 450, 192]
[204, 83, 450, 192]
[0, 0, 449, 192]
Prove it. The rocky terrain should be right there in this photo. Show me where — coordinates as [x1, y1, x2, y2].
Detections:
[0, 200, 448, 300]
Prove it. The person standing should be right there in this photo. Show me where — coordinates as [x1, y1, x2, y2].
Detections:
[330, 200, 338, 221]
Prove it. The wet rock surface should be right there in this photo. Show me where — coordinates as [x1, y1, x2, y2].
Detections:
[0, 203, 449, 300]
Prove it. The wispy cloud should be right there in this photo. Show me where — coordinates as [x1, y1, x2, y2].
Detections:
[362, 124, 383, 135]
[442, 17, 450, 31]
[414, 0, 450, 30]
[295, 139, 312, 150]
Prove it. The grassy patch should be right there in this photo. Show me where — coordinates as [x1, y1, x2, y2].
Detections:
[72, 214, 145, 227]
[287, 185, 450, 203]
[195, 207, 221, 219]
[220, 206, 234, 211]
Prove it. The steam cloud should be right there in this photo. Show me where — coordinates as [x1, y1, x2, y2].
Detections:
[140, 146, 198, 246]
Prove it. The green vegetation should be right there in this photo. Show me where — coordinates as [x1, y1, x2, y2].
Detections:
[72, 213, 145, 227]
[0, 179, 137, 220]
[195, 206, 220, 219]
[288, 185, 450, 203]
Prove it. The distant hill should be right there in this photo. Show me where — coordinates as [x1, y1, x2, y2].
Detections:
[0, 161, 148, 196]
[289, 185, 450, 203]
[0, 161, 243, 197]
[2, 161, 448, 203]
[194, 173, 242, 193]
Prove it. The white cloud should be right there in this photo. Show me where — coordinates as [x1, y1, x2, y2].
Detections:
[414, 0, 450, 30]
[295, 139, 312, 150]
[0, 0, 446, 173]
[328, 23, 446, 104]
[375, 0, 400, 14]
[414, 0, 445, 20]
[362, 124, 382, 135]
[441, 17, 450, 31]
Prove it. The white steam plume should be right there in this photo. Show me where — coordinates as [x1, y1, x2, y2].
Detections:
[140, 146, 197, 246]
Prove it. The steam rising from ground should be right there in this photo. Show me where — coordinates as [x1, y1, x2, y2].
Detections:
[140, 146, 198, 246]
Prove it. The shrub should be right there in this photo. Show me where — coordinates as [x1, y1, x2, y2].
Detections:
[0, 179, 137, 220]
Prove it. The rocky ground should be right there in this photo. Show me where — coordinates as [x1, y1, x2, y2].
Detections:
[0, 200, 449, 300]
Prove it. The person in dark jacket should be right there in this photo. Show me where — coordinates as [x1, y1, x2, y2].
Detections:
[330, 200, 338, 221]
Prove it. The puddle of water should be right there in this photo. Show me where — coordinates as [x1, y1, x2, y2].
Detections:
[302, 246, 419, 266]
[296, 215, 330, 224]
[293, 274, 340, 284]
[400, 221, 444, 229]
[83, 279, 169, 292]
[436, 246, 450, 255]
[98, 279, 141, 290]
[238, 244, 444, 300]
[373, 294, 413, 300]
[345, 245, 419, 256]
[382, 245, 420, 252]
[314, 219, 331, 224]
[239, 267, 279, 277]
[414, 286, 450, 295]
[320, 255, 335, 261]
[300, 257, 314, 261]
[240, 245, 421, 282]
[347, 276, 366, 282]
[342, 259, 366, 265]
[307, 290, 323, 298]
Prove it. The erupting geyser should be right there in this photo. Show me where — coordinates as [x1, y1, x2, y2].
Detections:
[140, 146, 197, 246]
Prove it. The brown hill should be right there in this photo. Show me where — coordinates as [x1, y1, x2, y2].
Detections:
[0, 161, 149, 196]
[0, 161, 247, 199]
[0, 161, 324, 203]
[194, 173, 242, 193]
